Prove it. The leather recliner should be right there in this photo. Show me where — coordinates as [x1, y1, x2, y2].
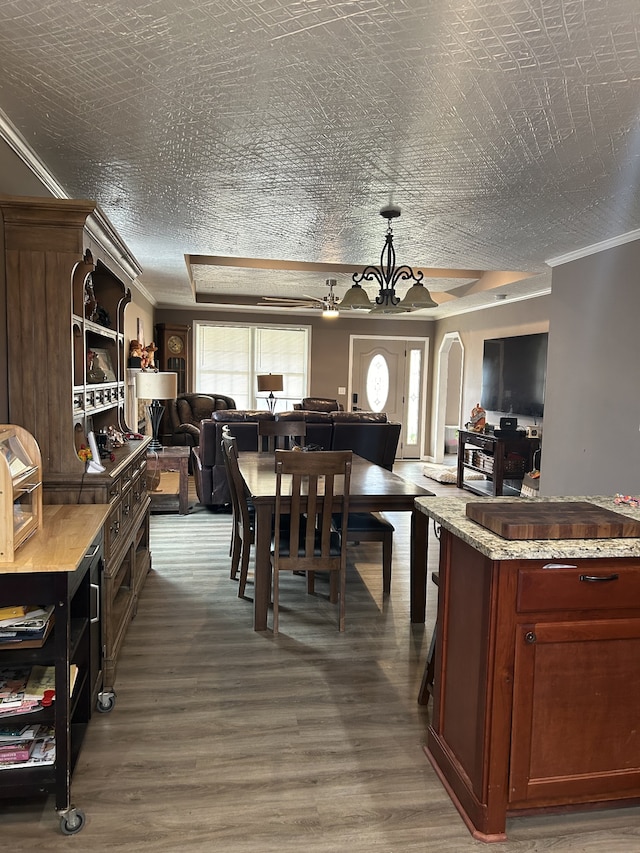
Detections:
[166, 393, 237, 447]
[192, 410, 275, 507]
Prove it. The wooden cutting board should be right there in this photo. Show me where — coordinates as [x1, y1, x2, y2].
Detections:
[465, 501, 640, 540]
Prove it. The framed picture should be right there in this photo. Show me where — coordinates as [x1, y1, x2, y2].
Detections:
[87, 347, 117, 383]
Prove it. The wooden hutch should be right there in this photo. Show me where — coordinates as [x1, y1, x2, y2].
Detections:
[0, 195, 152, 700]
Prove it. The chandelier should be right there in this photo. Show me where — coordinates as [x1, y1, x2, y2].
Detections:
[340, 204, 436, 313]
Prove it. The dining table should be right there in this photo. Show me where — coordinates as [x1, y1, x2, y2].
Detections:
[238, 452, 434, 631]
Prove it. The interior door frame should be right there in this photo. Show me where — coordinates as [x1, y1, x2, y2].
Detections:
[347, 334, 430, 460]
[431, 331, 464, 463]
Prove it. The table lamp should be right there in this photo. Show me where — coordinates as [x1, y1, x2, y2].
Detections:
[135, 371, 178, 451]
[257, 374, 283, 413]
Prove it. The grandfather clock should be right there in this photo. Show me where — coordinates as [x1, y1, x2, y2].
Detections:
[155, 323, 191, 394]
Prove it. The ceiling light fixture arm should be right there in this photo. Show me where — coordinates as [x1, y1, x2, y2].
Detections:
[349, 204, 428, 312]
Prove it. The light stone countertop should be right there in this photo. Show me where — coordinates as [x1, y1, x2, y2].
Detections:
[415, 495, 640, 561]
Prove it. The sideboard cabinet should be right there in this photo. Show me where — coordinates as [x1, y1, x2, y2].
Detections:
[0, 195, 151, 698]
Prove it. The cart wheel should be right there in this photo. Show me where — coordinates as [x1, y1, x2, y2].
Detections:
[60, 807, 86, 835]
[96, 692, 115, 713]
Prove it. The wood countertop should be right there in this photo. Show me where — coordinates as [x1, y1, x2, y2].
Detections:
[415, 495, 640, 560]
[0, 504, 110, 574]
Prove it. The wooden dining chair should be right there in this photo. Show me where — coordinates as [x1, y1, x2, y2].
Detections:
[271, 449, 352, 634]
[331, 512, 395, 595]
[221, 432, 255, 598]
[258, 419, 306, 453]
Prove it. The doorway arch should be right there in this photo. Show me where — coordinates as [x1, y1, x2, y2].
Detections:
[431, 332, 464, 463]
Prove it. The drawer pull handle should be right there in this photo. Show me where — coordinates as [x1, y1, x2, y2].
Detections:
[525, 631, 536, 644]
[579, 573, 619, 583]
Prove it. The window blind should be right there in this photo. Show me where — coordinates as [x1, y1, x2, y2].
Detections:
[195, 322, 309, 410]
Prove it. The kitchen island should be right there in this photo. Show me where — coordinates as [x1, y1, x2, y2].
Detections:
[416, 494, 640, 842]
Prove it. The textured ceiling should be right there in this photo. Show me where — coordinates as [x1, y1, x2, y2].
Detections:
[1, 0, 640, 318]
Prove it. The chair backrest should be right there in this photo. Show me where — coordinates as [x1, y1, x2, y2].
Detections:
[221, 433, 252, 534]
[258, 419, 307, 452]
[273, 450, 352, 571]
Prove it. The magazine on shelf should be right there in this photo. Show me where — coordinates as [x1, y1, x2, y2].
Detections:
[0, 667, 30, 706]
[0, 667, 40, 716]
[0, 737, 37, 763]
[0, 725, 42, 763]
[0, 605, 54, 631]
[0, 606, 55, 651]
[0, 730, 55, 770]
[0, 723, 41, 741]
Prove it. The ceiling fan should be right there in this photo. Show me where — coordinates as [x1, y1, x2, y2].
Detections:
[261, 278, 340, 317]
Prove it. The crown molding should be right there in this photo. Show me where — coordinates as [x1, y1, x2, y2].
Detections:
[0, 108, 69, 198]
[546, 228, 640, 267]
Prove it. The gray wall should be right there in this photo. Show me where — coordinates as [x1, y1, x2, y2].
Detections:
[431, 295, 551, 441]
[542, 241, 640, 495]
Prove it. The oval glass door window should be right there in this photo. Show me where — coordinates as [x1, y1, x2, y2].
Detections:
[366, 354, 389, 412]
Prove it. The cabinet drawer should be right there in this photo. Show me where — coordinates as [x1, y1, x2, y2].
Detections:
[108, 477, 121, 502]
[517, 561, 640, 612]
[121, 483, 134, 534]
[121, 461, 134, 490]
[104, 503, 123, 561]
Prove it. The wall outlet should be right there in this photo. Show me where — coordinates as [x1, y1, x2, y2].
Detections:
[337, 386, 346, 395]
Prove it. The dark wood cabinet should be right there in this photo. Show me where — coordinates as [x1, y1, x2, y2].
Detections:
[0, 505, 109, 833]
[456, 429, 540, 496]
[426, 529, 640, 841]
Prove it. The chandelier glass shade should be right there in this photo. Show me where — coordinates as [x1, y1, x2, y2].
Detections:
[340, 204, 436, 313]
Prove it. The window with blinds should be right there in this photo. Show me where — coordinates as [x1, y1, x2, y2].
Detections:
[194, 322, 310, 410]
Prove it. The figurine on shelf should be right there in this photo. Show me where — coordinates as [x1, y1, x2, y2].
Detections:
[143, 341, 158, 370]
[467, 402, 486, 433]
[84, 276, 98, 322]
[106, 426, 125, 449]
[95, 305, 111, 329]
[128, 339, 144, 368]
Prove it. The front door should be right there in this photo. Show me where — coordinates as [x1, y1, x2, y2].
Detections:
[350, 337, 427, 459]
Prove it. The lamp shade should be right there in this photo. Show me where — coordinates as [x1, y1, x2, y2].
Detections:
[399, 281, 437, 310]
[339, 282, 372, 310]
[257, 374, 283, 393]
[135, 371, 178, 400]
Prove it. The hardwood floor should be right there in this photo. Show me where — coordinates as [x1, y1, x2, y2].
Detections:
[3, 462, 640, 850]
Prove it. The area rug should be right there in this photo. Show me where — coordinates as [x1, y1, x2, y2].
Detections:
[422, 463, 485, 484]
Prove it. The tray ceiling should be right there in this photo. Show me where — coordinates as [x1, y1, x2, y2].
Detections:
[1, 0, 639, 318]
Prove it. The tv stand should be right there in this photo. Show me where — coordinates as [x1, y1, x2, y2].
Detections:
[457, 429, 540, 497]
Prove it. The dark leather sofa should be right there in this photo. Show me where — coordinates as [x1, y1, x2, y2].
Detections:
[166, 393, 236, 446]
[192, 408, 401, 507]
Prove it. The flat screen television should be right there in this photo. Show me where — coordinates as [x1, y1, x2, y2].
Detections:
[481, 332, 548, 418]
